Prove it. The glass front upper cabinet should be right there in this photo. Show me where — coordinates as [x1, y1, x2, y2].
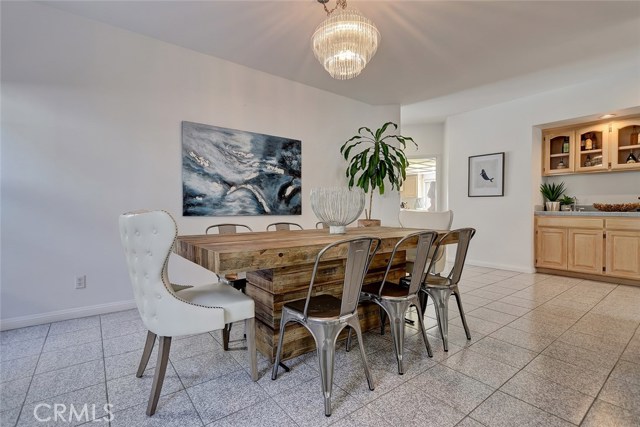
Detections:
[575, 124, 608, 173]
[543, 131, 574, 175]
[610, 119, 640, 170]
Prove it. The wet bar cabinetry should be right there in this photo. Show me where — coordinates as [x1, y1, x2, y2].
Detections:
[542, 115, 640, 176]
[535, 215, 640, 285]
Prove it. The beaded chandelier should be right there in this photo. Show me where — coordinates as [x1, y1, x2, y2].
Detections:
[311, 0, 380, 80]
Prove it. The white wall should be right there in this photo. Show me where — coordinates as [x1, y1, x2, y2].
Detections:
[0, 2, 400, 327]
[445, 68, 640, 272]
[401, 123, 446, 211]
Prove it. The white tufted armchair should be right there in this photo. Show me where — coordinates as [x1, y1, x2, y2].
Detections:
[119, 210, 258, 416]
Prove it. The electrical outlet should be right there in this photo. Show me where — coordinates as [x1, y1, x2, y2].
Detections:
[75, 275, 86, 289]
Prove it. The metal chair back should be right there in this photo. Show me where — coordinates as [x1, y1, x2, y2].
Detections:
[315, 221, 329, 229]
[379, 231, 438, 296]
[206, 223, 253, 234]
[266, 222, 303, 231]
[302, 237, 381, 320]
[427, 228, 476, 285]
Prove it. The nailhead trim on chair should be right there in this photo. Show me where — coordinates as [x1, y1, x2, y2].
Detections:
[126, 209, 226, 312]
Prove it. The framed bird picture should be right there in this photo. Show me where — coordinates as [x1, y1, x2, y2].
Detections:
[468, 152, 505, 197]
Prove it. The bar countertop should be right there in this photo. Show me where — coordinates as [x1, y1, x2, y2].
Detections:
[535, 210, 640, 217]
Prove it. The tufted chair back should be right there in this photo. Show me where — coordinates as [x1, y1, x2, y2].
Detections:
[119, 210, 225, 336]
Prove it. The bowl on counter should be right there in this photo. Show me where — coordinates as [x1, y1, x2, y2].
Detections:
[593, 203, 640, 212]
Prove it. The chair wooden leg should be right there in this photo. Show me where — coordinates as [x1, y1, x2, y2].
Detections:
[146, 336, 171, 416]
[245, 317, 258, 381]
[137, 331, 157, 378]
[222, 324, 231, 351]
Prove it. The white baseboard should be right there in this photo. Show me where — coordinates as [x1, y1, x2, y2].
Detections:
[0, 300, 136, 331]
[465, 259, 536, 274]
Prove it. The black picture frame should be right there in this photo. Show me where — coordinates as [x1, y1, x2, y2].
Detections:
[468, 152, 505, 197]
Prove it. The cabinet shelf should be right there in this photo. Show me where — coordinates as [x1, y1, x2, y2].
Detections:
[550, 153, 570, 158]
[578, 149, 603, 154]
[618, 144, 640, 151]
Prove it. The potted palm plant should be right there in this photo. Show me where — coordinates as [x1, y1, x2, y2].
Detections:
[540, 182, 566, 211]
[341, 122, 416, 226]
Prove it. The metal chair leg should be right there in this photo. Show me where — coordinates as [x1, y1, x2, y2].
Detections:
[146, 336, 171, 416]
[453, 287, 471, 340]
[137, 331, 156, 378]
[317, 337, 336, 417]
[427, 288, 452, 351]
[245, 317, 258, 381]
[419, 290, 428, 316]
[347, 317, 375, 391]
[413, 297, 433, 357]
[381, 300, 410, 375]
[271, 312, 289, 380]
[307, 322, 342, 417]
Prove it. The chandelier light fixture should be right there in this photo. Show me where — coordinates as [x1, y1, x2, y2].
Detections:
[311, 0, 381, 80]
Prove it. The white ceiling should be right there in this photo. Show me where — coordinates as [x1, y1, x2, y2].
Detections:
[45, 1, 640, 107]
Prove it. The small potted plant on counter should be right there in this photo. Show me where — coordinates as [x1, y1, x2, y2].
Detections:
[560, 195, 576, 211]
[540, 182, 566, 211]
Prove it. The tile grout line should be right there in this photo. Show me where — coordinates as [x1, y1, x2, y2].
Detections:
[98, 315, 111, 427]
[442, 275, 611, 425]
[12, 323, 50, 427]
[167, 356, 207, 426]
[576, 317, 640, 426]
[492, 281, 624, 425]
[447, 276, 576, 423]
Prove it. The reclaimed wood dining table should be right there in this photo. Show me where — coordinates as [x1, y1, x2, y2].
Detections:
[174, 226, 445, 362]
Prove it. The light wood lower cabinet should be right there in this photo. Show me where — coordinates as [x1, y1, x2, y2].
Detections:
[567, 229, 603, 274]
[535, 216, 639, 284]
[536, 227, 567, 269]
[606, 230, 640, 279]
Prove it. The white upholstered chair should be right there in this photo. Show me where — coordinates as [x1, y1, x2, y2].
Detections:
[205, 223, 252, 348]
[119, 210, 258, 416]
[398, 209, 453, 275]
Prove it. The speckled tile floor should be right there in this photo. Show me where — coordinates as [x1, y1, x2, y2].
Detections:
[1, 266, 639, 426]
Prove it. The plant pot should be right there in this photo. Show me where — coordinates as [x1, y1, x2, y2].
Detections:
[545, 201, 560, 211]
[357, 219, 381, 227]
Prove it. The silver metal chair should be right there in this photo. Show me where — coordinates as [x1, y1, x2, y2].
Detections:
[353, 231, 438, 374]
[205, 223, 253, 349]
[266, 222, 303, 231]
[271, 236, 381, 417]
[418, 228, 476, 351]
[205, 223, 253, 234]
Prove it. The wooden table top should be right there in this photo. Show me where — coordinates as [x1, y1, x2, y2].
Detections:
[175, 226, 447, 274]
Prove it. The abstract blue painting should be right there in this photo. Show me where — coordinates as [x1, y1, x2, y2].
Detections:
[182, 121, 302, 216]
